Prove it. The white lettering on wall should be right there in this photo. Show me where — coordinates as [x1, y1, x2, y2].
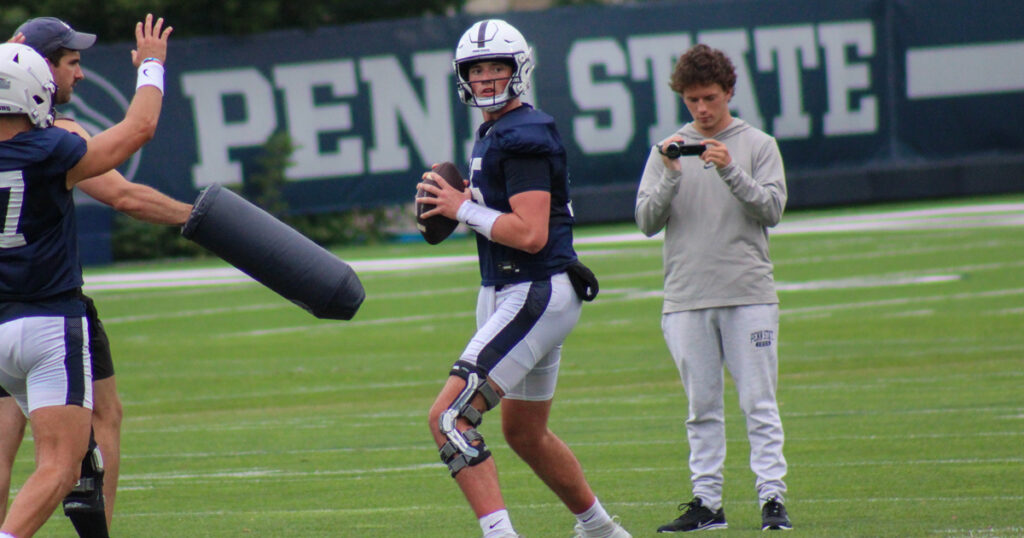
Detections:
[567, 38, 635, 154]
[273, 59, 362, 180]
[182, 69, 276, 186]
[818, 21, 877, 136]
[698, 29, 765, 131]
[361, 52, 454, 173]
[626, 34, 692, 146]
[181, 20, 880, 189]
[754, 25, 819, 139]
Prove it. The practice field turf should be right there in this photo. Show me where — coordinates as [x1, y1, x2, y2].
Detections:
[9, 196, 1024, 537]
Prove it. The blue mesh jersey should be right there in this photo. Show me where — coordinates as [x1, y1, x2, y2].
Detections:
[0, 127, 88, 322]
[468, 104, 577, 286]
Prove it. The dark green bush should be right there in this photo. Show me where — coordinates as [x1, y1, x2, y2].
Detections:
[111, 132, 401, 261]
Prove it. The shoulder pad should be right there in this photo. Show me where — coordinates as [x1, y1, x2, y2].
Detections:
[2, 128, 83, 167]
[492, 108, 562, 155]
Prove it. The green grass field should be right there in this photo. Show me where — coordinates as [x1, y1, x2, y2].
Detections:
[11, 196, 1024, 537]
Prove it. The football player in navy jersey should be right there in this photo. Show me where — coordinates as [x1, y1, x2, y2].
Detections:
[0, 18, 192, 535]
[0, 15, 170, 538]
[416, 20, 630, 538]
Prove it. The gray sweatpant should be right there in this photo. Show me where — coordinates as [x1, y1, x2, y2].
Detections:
[661, 304, 788, 510]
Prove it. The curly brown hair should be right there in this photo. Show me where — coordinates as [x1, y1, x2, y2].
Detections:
[669, 44, 737, 95]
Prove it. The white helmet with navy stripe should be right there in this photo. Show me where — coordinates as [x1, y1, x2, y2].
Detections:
[453, 19, 533, 112]
[0, 43, 56, 128]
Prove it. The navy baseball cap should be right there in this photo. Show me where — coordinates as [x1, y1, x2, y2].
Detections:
[14, 17, 96, 56]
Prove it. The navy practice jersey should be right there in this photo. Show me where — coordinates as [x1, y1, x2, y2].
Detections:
[0, 127, 87, 322]
[468, 104, 577, 286]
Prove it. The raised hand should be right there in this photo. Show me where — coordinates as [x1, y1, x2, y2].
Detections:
[131, 14, 172, 67]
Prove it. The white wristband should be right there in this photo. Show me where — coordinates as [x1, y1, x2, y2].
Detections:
[456, 200, 501, 241]
[136, 61, 165, 94]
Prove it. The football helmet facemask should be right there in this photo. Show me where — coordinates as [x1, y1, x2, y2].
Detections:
[453, 19, 533, 113]
[0, 43, 57, 128]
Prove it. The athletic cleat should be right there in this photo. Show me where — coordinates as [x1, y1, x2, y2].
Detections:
[657, 498, 727, 532]
[574, 515, 632, 537]
[761, 497, 792, 531]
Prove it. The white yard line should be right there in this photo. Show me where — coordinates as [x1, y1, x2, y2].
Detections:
[82, 201, 1024, 292]
[111, 457, 1023, 485]
[112, 498, 1024, 520]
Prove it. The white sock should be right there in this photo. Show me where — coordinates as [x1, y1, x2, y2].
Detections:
[575, 498, 614, 535]
[480, 509, 515, 538]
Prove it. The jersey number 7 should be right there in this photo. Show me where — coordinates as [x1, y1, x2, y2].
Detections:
[0, 171, 27, 248]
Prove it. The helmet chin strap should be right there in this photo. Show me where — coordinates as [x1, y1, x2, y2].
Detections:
[468, 79, 515, 112]
[474, 95, 510, 113]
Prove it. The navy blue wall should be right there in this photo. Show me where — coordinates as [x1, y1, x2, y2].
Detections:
[66, 0, 1024, 261]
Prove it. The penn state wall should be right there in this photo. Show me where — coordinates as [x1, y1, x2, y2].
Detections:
[72, 0, 1024, 262]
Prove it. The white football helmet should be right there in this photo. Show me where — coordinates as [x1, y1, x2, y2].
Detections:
[453, 19, 533, 112]
[0, 43, 57, 128]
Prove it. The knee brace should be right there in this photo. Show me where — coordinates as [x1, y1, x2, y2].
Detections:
[438, 365, 502, 477]
[63, 434, 109, 538]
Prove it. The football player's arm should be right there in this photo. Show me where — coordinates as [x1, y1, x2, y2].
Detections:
[67, 14, 170, 188]
[490, 190, 549, 254]
[415, 177, 551, 254]
[60, 120, 192, 226]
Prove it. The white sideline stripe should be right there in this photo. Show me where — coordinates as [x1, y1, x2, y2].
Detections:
[584, 203, 1024, 243]
[81, 202, 1024, 293]
[907, 41, 1024, 98]
[784, 203, 1024, 222]
[83, 255, 479, 291]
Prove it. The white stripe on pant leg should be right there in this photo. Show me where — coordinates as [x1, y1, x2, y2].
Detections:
[23, 316, 93, 413]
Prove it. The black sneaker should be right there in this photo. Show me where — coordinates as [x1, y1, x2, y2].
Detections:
[761, 497, 792, 531]
[657, 498, 727, 532]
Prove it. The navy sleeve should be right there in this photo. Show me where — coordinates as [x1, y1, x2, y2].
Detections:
[493, 122, 561, 156]
[46, 130, 87, 176]
[503, 156, 550, 197]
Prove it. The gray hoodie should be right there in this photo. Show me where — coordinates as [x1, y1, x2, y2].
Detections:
[635, 118, 787, 313]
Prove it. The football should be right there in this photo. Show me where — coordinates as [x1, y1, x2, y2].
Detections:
[416, 162, 465, 245]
